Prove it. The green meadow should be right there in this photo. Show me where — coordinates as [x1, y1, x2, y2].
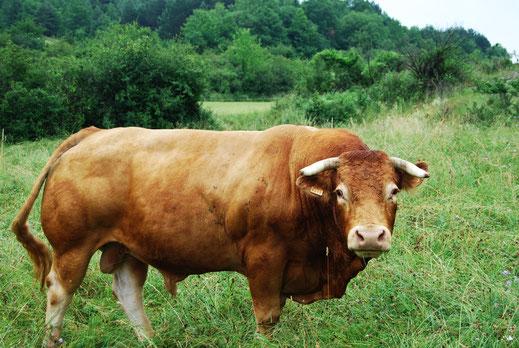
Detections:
[1, 97, 518, 347]
[202, 101, 274, 116]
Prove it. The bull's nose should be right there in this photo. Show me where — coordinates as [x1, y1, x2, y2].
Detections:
[355, 228, 386, 245]
[348, 225, 392, 257]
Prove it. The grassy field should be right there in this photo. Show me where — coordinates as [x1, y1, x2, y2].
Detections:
[202, 101, 274, 116]
[1, 99, 518, 347]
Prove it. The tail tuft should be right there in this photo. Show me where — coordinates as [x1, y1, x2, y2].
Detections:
[12, 221, 53, 289]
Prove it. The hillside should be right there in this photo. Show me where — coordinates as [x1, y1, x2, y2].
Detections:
[1, 0, 508, 58]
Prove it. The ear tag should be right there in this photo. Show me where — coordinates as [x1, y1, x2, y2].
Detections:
[310, 187, 323, 196]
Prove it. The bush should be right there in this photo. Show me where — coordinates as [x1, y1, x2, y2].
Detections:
[304, 49, 367, 94]
[470, 77, 519, 123]
[305, 91, 373, 124]
[0, 82, 78, 141]
[402, 33, 469, 92]
[0, 24, 216, 142]
[478, 57, 514, 74]
[259, 55, 304, 96]
[72, 24, 211, 129]
[364, 50, 405, 83]
[203, 53, 241, 99]
[369, 70, 421, 104]
[0, 43, 82, 142]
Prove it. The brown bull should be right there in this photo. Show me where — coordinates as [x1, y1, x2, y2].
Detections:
[12, 125, 429, 345]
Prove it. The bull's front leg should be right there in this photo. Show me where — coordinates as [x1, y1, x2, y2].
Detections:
[244, 244, 286, 335]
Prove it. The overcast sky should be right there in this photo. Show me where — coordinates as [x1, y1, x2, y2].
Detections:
[372, 0, 519, 61]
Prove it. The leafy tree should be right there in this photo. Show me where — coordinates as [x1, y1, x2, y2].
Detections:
[225, 28, 266, 80]
[158, 0, 203, 38]
[333, 11, 391, 52]
[138, 0, 166, 29]
[181, 3, 237, 51]
[346, 0, 381, 14]
[224, 28, 292, 96]
[369, 70, 420, 104]
[0, 0, 34, 29]
[118, 0, 139, 24]
[104, 3, 121, 22]
[8, 19, 45, 49]
[278, 0, 298, 29]
[233, 0, 286, 47]
[0, 42, 79, 141]
[35, 2, 61, 36]
[471, 30, 491, 53]
[301, 0, 346, 41]
[202, 52, 240, 97]
[287, 7, 322, 58]
[305, 90, 371, 124]
[265, 53, 304, 95]
[63, 0, 94, 38]
[488, 43, 509, 59]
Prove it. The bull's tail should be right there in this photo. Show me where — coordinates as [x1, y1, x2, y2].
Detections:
[11, 126, 101, 289]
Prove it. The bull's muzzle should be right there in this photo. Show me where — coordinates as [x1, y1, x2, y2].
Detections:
[347, 225, 392, 258]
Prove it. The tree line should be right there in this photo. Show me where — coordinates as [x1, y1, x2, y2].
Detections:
[1, 0, 508, 58]
[0, 0, 514, 141]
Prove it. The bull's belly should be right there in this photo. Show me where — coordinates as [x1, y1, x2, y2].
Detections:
[115, 214, 244, 275]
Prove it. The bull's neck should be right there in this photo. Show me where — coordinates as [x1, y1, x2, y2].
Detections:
[296, 190, 370, 293]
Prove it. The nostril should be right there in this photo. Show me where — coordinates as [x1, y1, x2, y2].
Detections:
[355, 230, 364, 241]
[378, 230, 385, 242]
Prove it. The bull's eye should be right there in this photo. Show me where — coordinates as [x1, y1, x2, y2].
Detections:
[336, 189, 344, 198]
[391, 188, 399, 196]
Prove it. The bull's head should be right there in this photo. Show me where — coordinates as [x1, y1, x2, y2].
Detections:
[296, 151, 429, 258]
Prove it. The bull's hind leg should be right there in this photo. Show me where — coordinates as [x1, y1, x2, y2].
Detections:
[44, 250, 92, 347]
[111, 253, 153, 340]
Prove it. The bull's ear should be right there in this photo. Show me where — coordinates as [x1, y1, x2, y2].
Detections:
[398, 161, 429, 191]
[296, 174, 333, 201]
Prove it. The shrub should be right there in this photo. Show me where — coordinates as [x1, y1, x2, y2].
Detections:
[364, 50, 405, 83]
[305, 49, 367, 94]
[0, 82, 78, 141]
[259, 55, 304, 96]
[369, 70, 421, 104]
[203, 53, 241, 99]
[73, 24, 211, 129]
[305, 91, 373, 124]
[402, 32, 469, 92]
[470, 77, 519, 123]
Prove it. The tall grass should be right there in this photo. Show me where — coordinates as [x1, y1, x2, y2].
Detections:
[1, 95, 518, 346]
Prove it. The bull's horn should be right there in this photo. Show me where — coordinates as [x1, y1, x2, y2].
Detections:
[300, 157, 340, 176]
[390, 157, 429, 178]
